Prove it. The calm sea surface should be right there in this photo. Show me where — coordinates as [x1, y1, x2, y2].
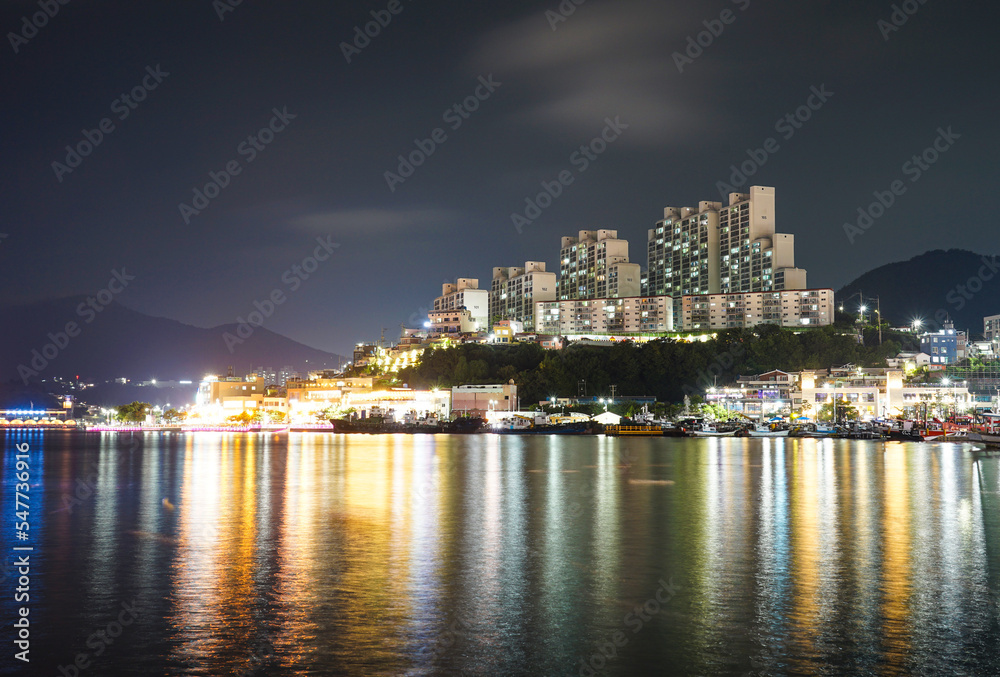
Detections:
[2, 431, 999, 676]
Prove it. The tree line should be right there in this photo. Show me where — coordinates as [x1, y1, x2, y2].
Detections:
[396, 325, 908, 405]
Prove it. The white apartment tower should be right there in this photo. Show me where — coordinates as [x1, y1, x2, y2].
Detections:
[557, 230, 642, 301]
[433, 278, 488, 329]
[490, 262, 557, 331]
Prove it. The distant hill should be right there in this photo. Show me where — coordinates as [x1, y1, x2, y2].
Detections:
[837, 249, 1000, 337]
[0, 297, 347, 383]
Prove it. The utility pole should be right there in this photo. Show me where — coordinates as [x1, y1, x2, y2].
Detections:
[876, 296, 883, 346]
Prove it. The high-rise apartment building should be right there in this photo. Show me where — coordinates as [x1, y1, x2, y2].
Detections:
[433, 278, 488, 329]
[646, 202, 722, 298]
[985, 314, 1000, 343]
[557, 230, 641, 300]
[489, 262, 557, 331]
[646, 186, 808, 304]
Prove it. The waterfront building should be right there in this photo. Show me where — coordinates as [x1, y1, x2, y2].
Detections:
[557, 230, 641, 301]
[715, 370, 796, 420]
[285, 376, 449, 422]
[285, 376, 374, 409]
[711, 366, 978, 421]
[920, 321, 967, 366]
[195, 373, 288, 420]
[799, 368, 976, 419]
[452, 382, 517, 417]
[678, 288, 834, 331]
[341, 388, 451, 422]
[489, 262, 557, 331]
[433, 278, 488, 329]
[535, 295, 673, 335]
[196, 374, 267, 407]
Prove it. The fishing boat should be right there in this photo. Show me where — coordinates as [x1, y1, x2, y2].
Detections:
[492, 422, 591, 435]
[747, 426, 788, 438]
[330, 413, 484, 434]
[605, 424, 664, 436]
[691, 423, 739, 437]
[787, 423, 840, 438]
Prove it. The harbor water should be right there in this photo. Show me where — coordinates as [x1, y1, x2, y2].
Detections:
[2, 432, 999, 676]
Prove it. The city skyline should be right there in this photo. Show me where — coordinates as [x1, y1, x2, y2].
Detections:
[2, 1, 997, 358]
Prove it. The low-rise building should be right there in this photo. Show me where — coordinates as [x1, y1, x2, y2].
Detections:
[452, 382, 518, 418]
[196, 374, 267, 407]
[194, 373, 288, 420]
[428, 308, 478, 336]
[679, 288, 834, 331]
[535, 295, 673, 335]
[920, 321, 967, 367]
[886, 351, 931, 370]
[710, 366, 977, 421]
[491, 320, 522, 344]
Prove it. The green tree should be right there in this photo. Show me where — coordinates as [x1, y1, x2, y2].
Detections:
[115, 401, 151, 423]
[818, 402, 859, 423]
[162, 408, 187, 423]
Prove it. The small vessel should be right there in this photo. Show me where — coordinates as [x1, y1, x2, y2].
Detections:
[330, 409, 484, 434]
[747, 426, 788, 438]
[691, 423, 739, 438]
[788, 423, 840, 438]
[605, 424, 664, 436]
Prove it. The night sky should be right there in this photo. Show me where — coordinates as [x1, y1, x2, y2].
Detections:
[2, 0, 996, 357]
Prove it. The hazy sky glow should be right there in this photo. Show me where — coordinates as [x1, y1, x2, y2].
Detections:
[1, 0, 996, 355]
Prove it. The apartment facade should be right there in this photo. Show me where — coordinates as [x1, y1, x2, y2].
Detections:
[646, 186, 808, 308]
[557, 229, 641, 300]
[489, 262, 557, 331]
[985, 314, 1000, 355]
[535, 295, 673, 335]
[433, 278, 488, 329]
[646, 201, 721, 298]
[679, 289, 834, 331]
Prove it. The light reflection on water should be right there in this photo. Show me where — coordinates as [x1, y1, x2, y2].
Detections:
[1, 432, 999, 676]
